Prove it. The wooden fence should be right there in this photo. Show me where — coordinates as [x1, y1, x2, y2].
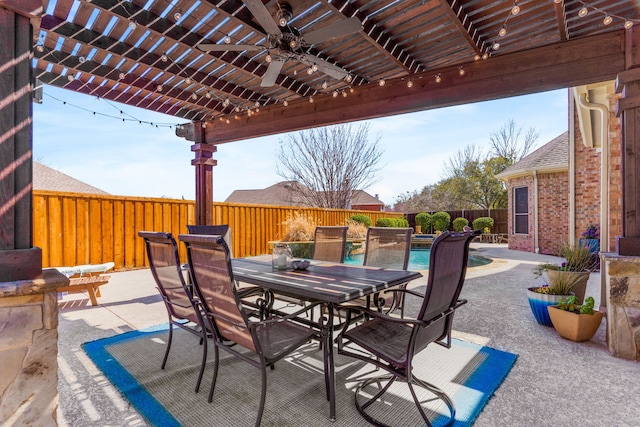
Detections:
[33, 191, 402, 270]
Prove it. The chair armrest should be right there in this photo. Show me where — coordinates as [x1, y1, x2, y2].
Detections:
[250, 300, 324, 326]
[381, 287, 424, 299]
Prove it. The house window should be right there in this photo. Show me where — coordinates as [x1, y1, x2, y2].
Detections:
[514, 186, 528, 234]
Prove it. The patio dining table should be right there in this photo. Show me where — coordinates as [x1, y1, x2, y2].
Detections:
[231, 256, 423, 421]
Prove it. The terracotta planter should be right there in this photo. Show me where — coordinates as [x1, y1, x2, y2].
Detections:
[547, 306, 604, 342]
[544, 270, 590, 304]
[527, 288, 569, 327]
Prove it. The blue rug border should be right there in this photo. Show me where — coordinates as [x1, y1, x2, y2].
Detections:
[435, 339, 518, 426]
[82, 324, 180, 427]
[83, 325, 517, 427]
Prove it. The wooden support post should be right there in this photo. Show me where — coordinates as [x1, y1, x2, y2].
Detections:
[190, 122, 217, 225]
[614, 28, 640, 255]
[0, 7, 42, 280]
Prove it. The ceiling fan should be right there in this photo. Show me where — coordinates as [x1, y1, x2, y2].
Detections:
[197, 0, 361, 87]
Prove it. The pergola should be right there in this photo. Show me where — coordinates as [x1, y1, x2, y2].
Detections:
[2, 0, 640, 279]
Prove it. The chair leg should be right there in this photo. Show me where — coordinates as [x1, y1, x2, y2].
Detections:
[255, 362, 267, 427]
[195, 327, 208, 393]
[207, 345, 220, 403]
[161, 321, 173, 369]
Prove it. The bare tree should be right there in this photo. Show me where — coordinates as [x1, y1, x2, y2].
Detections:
[277, 123, 383, 209]
[489, 118, 539, 164]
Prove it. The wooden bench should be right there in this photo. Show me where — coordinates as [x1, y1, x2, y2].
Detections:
[57, 274, 111, 306]
[56, 262, 115, 306]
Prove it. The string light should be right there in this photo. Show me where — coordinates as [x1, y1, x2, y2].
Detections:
[406, 79, 413, 88]
[78, 56, 86, 63]
[224, 35, 231, 44]
[435, 74, 442, 83]
[128, 20, 137, 30]
[498, 26, 507, 37]
[458, 67, 465, 76]
[157, 84, 163, 91]
[378, 79, 385, 86]
[36, 44, 44, 52]
[118, 72, 126, 80]
[173, 10, 182, 20]
[161, 53, 168, 62]
[283, 100, 288, 106]
[511, 1, 520, 15]
[332, 91, 338, 98]
[309, 96, 314, 103]
[321, 81, 328, 90]
[575, 2, 640, 29]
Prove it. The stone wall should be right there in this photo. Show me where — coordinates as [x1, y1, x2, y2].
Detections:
[0, 269, 67, 426]
[602, 253, 640, 360]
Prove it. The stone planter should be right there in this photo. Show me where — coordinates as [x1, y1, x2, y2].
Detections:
[527, 288, 569, 327]
[547, 306, 604, 342]
[545, 270, 590, 304]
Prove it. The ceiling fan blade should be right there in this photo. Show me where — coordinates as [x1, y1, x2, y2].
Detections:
[261, 59, 286, 87]
[300, 54, 348, 80]
[302, 17, 362, 45]
[243, 0, 282, 36]
[198, 44, 263, 52]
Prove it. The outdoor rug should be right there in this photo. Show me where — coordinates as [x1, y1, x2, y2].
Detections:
[83, 324, 517, 427]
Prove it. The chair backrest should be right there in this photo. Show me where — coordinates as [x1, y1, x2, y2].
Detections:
[363, 227, 412, 270]
[138, 231, 199, 322]
[414, 230, 480, 351]
[186, 224, 233, 257]
[312, 226, 348, 263]
[179, 234, 256, 353]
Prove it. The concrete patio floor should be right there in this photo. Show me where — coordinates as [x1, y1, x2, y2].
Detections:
[56, 243, 639, 426]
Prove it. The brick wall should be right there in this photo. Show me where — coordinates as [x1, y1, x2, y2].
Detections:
[537, 172, 570, 254]
[573, 107, 602, 242]
[607, 93, 623, 252]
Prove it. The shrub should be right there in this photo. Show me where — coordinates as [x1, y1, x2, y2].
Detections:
[431, 211, 451, 232]
[375, 218, 394, 227]
[280, 212, 316, 241]
[345, 219, 367, 239]
[394, 217, 409, 227]
[415, 212, 431, 233]
[472, 217, 494, 233]
[452, 217, 469, 232]
[349, 214, 372, 228]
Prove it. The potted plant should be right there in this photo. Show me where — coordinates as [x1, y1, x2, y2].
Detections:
[528, 241, 594, 326]
[579, 224, 600, 254]
[547, 296, 604, 342]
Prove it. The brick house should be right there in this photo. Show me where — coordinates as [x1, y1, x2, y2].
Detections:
[225, 181, 385, 211]
[496, 84, 622, 255]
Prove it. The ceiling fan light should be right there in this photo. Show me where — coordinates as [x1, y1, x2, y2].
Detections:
[322, 81, 328, 89]
[603, 15, 613, 25]
[289, 40, 298, 49]
[306, 67, 314, 75]
[578, 7, 588, 18]
[277, 4, 293, 27]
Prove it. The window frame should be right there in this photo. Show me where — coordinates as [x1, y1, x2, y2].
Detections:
[513, 186, 529, 235]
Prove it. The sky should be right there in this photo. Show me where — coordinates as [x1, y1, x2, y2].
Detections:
[32, 85, 569, 206]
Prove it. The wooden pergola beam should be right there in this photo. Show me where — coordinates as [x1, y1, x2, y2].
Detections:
[178, 30, 625, 144]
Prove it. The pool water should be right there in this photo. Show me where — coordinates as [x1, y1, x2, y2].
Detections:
[344, 249, 491, 270]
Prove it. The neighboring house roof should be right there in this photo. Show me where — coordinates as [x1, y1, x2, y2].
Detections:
[225, 181, 384, 208]
[33, 162, 109, 195]
[496, 132, 569, 181]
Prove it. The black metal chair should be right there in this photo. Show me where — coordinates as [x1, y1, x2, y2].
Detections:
[362, 227, 413, 313]
[137, 231, 209, 393]
[179, 234, 322, 427]
[337, 230, 480, 427]
[312, 226, 348, 263]
[186, 224, 233, 256]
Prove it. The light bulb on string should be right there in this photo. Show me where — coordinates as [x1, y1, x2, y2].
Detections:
[378, 79, 385, 86]
[307, 67, 314, 75]
[332, 91, 338, 98]
[119, 72, 126, 80]
[78, 56, 86, 63]
[129, 20, 137, 30]
[321, 81, 328, 89]
[406, 79, 413, 88]
[459, 67, 465, 76]
[224, 35, 231, 44]
[578, 6, 588, 18]
[309, 96, 314, 103]
[161, 53, 168, 62]
[283, 100, 288, 106]
[492, 42, 500, 50]
[511, 1, 520, 15]
[174, 10, 182, 20]
[482, 53, 489, 60]
[435, 74, 442, 83]
[625, 20, 634, 29]
[185, 78, 192, 84]
[603, 15, 613, 25]
[157, 84, 163, 92]
[499, 26, 507, 37]
[265, 54, 272, 63]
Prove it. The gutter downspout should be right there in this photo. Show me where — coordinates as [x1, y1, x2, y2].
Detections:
[569, 94, 576, 245]
[576, 92, 609, 251]
[533, 170, 539, 253]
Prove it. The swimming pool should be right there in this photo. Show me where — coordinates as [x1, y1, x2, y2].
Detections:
[344, 249, 491, 270]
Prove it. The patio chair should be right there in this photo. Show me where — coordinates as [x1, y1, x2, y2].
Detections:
[137, 231, 209, 393]
[179, 234, 321, 427]
[312, 226, 348, 263]
[336, 229, 480, 427]
[186, 224, 233, 256]
[361, 227, 412, 314]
